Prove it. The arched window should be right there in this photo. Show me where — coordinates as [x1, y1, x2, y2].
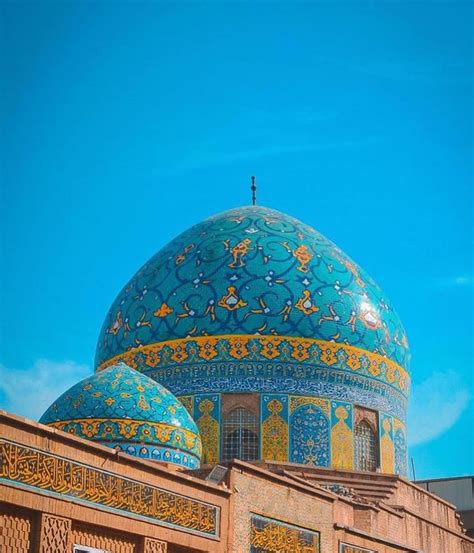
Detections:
[222, 407, 259, 462]
[354, 419, 377, 471]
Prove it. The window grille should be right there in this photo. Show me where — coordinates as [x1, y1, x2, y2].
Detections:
[354, 419, 377, 471]
[222, 407, 259, 462]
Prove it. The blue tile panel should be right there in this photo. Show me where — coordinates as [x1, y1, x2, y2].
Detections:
[289, 399, 330, 466]
[109, 443, 199, 468]
[39, 363, 202, 468]
[178, 392, 407, 475]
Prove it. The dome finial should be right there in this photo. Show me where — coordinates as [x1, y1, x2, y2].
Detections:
[251, 176, 257, 205]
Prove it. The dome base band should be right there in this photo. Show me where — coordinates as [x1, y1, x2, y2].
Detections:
[96, 334, 410, 397]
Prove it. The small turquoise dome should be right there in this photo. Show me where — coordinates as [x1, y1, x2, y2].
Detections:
[39, 363, 201, 468]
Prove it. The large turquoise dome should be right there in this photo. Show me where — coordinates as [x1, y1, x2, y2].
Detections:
[94, 205, 410, 474]
[96, 206, 409, 369]
[40, 363, 202, 468]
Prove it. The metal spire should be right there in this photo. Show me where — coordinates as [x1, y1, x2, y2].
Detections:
[251, 176, 257, 205]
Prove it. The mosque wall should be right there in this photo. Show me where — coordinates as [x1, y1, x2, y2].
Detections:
[227, 463, 335, 552]
[177, 393, 408, 475]
[0, 411, 230, 553]
[1, 411, 472, 553]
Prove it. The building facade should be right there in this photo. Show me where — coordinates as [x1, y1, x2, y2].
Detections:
[94, 206, 409, 474]
[1, 203, 472, 552]
[1, 411, 472, 552]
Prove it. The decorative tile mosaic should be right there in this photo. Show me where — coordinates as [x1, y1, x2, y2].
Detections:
[0, 440, 218, 538]
[331, 401, 354, 470]
[194, 394, 220, 465]
[109, 443, 199, 468]
[96, 206, 409, 372]
[164, 370, 406, 421]
[94, 206, 410, 452]
[393, 418, 408, 476]
[97, 336, 409, 398]
[39, 363, 201, 468]
[178, 392, 406, 475]
[261, 394, 289, 461]
[250, 514, 319, 553]
[289, 397, 330, 466]
[379, 412, 395, 474]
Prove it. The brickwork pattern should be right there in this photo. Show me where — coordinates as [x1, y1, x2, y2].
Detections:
[0, 508, 32, 553]
[231, 470, 334, 552]
[72, 523, 137, 553]
[143, 537, 167, 553]
[39, 514, 71, 553]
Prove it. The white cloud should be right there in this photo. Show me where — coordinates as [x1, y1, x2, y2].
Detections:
[408, 370, 470, 446]
[454, 276, 472, 286]
[0, 359, 90, 421]
[432, 275, 473, 289]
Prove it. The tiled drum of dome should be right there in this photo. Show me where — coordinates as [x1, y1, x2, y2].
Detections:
[40, 364, 201, 469]
[95, 206, 410, 423]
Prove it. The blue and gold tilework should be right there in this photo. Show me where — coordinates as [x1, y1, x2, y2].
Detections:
[379, 412, 395, 474]
[95, 207, 410, 411]
[393, 417, 408, 476]
[193, 394, 221, 465]
[177, 394, 221, 465]
[289, 396, 330, 466]
[261, 394, 289, 461]
[92, 205, 411, 473]
[330, 401, 354, 470]
[96, 206, 409, 372]
[175, 392, 408, 475]
[39, 363, 202, 469]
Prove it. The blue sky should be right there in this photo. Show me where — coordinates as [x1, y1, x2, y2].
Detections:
[1, 1, 472, 479]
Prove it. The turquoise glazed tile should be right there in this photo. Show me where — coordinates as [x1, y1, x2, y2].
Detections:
[39, 363, 201, 469]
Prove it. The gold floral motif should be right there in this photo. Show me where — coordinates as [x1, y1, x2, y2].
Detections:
[170, 344, 188, 363]
[225, 238, 252, 268]
[78, 420, 101, 438]
[174, 243, 195, 266]
[380, 417, 395, 473]
[198, 337, 218, 360]
[319, 345, 338, 366]
[138, 395, 150, 410]
[331, 406, 353, 470]
[282, 243, 314, 274]
[260, 337, 282, 359]
[262, 400, 288, 461]
[346, 353, 361, 371]
[218, 286, 248, 311]
[228, 336, 249, 359]
[290, 339, 312, 362]
[196, 399, 219, 464]
[153, 303, 173, 318]
[295, 290, 319, 315]
[289, 396, 330, 416]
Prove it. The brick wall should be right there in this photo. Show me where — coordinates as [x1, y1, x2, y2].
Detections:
[229, 466, 335, 551]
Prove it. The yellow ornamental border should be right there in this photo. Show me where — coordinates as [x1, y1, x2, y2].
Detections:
[46, 418, 202, 455]
[97, 334, 410, 394]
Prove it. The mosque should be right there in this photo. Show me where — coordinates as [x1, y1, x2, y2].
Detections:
[1, 192, 472, 552]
